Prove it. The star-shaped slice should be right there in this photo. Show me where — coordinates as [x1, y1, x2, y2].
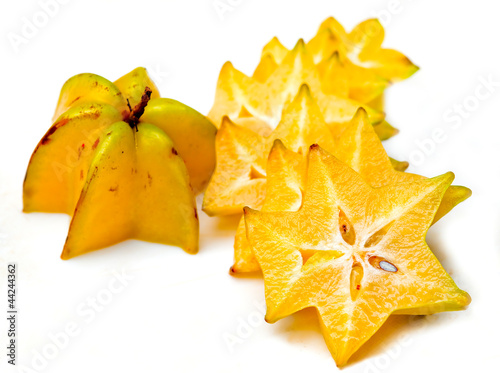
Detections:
[207, 39, 386, 136]
[230, 108, 471, 273]
[257, 31, 391, 106]
[203, 84, 336, 216]
[244, 145, 470, 366]
[318, 17, 420, 82]
[253, 17, 418, 110]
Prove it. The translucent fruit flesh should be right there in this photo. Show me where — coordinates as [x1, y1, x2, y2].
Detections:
[244, 145, 470, 366]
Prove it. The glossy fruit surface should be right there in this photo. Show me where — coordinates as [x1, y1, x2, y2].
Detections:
[61, 122, 198, 259]
[231, 107, 471, 273]
[203, 84, 335, 216]
[24, 68, 214, 257]
[244, 145, 470, 366]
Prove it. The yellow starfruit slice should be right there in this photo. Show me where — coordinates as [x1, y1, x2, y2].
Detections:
[203, 84, 335, 216]
[317, 52, 390, 104]
[231, 108, 471, 273]
[202, 116, 268, 216]
[244, 145, 470, 366]
[318, 17, 419, 82]
[254, 17, 418, 108]
[208, 40, 386, 135]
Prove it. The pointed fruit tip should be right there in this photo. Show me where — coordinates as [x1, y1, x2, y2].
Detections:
[293, 38, 306, 51]
[269, 139, 286, 159]
[271, 138, 285, 149]
[433, 171, 455, 188]
[329, 50, 341, 61]
[462, 291, 472, 308]
[462, 186, 473, 199]
[354, 106, 368, 118]
[220, 115, 235, 129]
[295, 84, 313, 103]
[220, 61, 235, 75]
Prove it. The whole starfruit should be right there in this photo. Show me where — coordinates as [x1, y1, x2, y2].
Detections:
[23, 67, 217, 259]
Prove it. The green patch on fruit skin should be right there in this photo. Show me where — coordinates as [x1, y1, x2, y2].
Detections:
[373, 120, 399, 141]
[432, 185, 472, 225]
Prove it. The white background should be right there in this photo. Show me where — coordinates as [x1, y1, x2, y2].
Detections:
[1, 0, 500, 372]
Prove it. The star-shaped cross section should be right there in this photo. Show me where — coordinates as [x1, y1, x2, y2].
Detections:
[244, 145, 470, 366]
[231, 108, 471, 273]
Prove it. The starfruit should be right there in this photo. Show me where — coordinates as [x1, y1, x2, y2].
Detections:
[253, 17, 418, 112]
[231, 99, 471, 273]
[23, 68, 217, 258]
[207, 39, 387, 137]
[244, 144, 470, 366]
[203, 84, 336, 216]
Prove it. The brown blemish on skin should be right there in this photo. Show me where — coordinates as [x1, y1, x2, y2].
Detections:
[171, 147, 178, 156]
[92, 138, 100, 150]
[78, 166, 98, 201]
[194, 208, 198, 220]
[107, 131, 112, 136]
[80, 170, 84, 180]
[147, 172, 153, 186]
[109, 185, 118, 192]
[40, 109, 101, 147]
[40, 118, 69, 145]
[68, 96, 81, 106]
[111, 166, 117, 170]
[309, 143, 319, 151]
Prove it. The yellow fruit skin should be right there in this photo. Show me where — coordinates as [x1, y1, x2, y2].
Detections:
[134, 123, 199, 253]
[319, 17, 420, 82]
[140, 98, 217, 194]
[113, 67, 161, 108]
[61, 122, 198, 259]
[23, 103, 123, 215]
[432, 184, 472, 225]
[62, 122, 136, 258]
[25, 67, 211, 258]
[373, 120, 399, 141]
[52, 73, 128, 122]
